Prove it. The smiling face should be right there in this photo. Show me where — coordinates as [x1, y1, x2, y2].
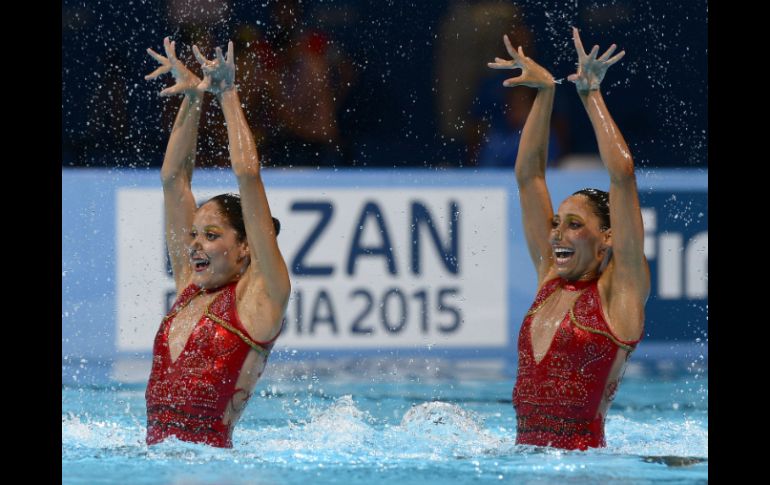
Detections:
[550, 195, 611, 281]
[188, 201, 250, 290]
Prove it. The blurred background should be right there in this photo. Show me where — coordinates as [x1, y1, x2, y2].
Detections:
[62, 0, 707, 171]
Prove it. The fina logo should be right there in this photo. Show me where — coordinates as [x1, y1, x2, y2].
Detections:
[642, 208, 708, 300]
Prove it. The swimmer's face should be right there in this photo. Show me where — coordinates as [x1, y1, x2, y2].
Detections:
[550, 195, 611, 281]
[188, 202, 250, 289]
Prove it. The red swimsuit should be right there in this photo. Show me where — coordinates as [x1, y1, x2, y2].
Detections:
[145, 282, 281, 448]
[513, 277, 641, 450]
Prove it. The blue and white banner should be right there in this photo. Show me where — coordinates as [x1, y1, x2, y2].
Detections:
[62, 169, 707, 363]
[116, 186, 508, 352]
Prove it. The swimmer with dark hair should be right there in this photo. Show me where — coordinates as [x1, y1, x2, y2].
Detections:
[143, 37, 291, 448]
[488, 28, 649, 450]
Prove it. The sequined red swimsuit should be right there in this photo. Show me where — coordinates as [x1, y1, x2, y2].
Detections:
[513, 277, 641, 450]
[146, 281, 281, 448]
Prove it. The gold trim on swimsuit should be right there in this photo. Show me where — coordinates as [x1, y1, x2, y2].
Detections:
[525, 283, 562, 317]
[526, 279, 635, 353]
[569, 308, 635, 353]
[204, 301, 271, 358]
[162, 287, 206, 322]
[165, 286, 271, 358]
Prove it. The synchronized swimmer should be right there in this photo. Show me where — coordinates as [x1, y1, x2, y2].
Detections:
[142, 27, 647, 451]
[144, 37, 290, 448]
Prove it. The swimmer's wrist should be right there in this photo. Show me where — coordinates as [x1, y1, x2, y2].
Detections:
[578, 88, 602, 100]
[577, 83, 601, 95]
[186, 89, 204, 101]
[217, 85, 238, 100]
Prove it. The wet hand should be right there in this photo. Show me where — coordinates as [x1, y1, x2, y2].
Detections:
[145, 37, 203, 97]
[487, 35, 554, 89]
[193, 41, 236, 96]
[567, 27, 625, 93]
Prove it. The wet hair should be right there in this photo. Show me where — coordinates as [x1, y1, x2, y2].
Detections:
[205, 193, 281, 241]
[572, 188, 610, 231]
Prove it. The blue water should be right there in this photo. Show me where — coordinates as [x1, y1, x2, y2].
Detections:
[62, 361, 708, 484]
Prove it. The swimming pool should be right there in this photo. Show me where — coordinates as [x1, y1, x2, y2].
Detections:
[62, 356, 707, 485]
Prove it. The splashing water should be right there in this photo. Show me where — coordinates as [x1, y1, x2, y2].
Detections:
[63, 372, 707, 485]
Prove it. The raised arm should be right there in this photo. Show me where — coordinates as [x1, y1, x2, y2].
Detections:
[146, 37, 205, 292]
[193, 42, 291, 313]
[488, 35, 556, 284]
[569, 28, 649, 337]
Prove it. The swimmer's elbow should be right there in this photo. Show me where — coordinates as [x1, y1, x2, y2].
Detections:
[280, 273, 292, 301]
[608, 164, 636, 185]
[515, 169, 545, 186]
[232, 156, 262, 180]
[160, 170, 188, 189]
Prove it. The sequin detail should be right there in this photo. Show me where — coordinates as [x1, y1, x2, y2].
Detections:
[512, 277, 641, 450]
[145, 282, 280, 448]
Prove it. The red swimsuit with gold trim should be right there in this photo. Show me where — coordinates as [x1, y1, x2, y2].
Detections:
[146, 281, 281, 448]
[512, 277, 641, 450]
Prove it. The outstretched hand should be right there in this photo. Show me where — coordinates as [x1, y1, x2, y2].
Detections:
[192, 41, 236, 96]
[145, 37, 203, 97]
[567, 27, 625, 93]
[487, 35, 554, 89]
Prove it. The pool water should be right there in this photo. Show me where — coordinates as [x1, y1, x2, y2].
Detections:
[62, 360, 708, 484]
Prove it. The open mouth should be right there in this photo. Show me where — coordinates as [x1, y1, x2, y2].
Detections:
[191, 254, 211, 272]
[553, 247, 575, 265]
